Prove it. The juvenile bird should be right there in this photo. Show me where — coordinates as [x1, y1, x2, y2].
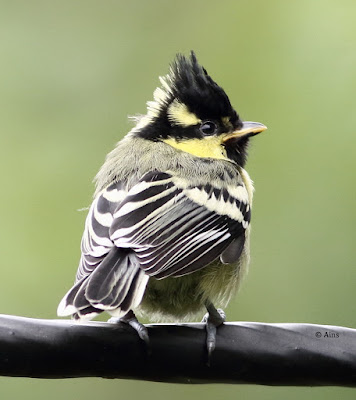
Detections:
[57, 52, 266, 356]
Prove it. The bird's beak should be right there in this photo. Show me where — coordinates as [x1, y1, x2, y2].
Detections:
[222, 121, 267, 143]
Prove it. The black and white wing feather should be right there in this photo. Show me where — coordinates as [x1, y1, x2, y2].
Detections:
[110, 171, 250, 279]
[58, 170, 251, 320]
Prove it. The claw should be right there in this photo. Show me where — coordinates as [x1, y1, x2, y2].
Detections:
[206, 322, 217, 356]
[126, 318, 150, 344]
[108, 310, 150, 347]
[202, 303, 226, 365]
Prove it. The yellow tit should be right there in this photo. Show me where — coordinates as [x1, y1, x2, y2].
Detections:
[57, 51, 266, 355]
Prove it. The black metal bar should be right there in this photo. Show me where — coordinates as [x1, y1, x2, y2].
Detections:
[0, 314, 355, 386]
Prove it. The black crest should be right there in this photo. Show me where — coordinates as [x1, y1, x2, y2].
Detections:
[135, 52, 241, 142]
[166, 51, 237, 121]
[142, 52, 238, 123]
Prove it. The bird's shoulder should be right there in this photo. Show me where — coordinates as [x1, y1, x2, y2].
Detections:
[95, 163, 251, 219]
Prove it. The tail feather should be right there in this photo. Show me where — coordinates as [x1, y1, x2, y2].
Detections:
[86, 249, 137, 309]
[73, 305, 101, 321]
[57, 247, 149, 320]
[119, 268, 149, 313]
[73, 278, 92, 310]
[57, 278, 88, 316]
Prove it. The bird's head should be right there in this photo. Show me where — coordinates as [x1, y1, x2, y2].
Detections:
[133, 52, 266, 167]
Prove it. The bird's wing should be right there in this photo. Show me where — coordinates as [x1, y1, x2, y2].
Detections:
[76, 180, 127, 282]
[109, 170, 251, 279]
[57, 180, 147, 320]
[58, 169, 251, 319]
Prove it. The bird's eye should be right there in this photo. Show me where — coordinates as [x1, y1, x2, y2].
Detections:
[199, 121, 218, 136]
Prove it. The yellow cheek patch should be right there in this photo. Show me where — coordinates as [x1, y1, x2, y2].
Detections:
[167, 100, 201, 127]
[163, 136, 228, 160]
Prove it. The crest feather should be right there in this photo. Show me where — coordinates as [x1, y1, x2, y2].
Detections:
[133, 51, 236, 131]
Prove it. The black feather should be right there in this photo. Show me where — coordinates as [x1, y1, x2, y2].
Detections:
[220, 235, 246, 264]
[110, 171, 247, 280]
[136, 52, 243, 142]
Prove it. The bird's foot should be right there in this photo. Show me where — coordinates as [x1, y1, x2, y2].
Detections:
[202, 304, 226, 364]
[108, 310, 149, 345]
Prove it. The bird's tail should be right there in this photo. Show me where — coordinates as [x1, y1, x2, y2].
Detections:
[57, 247, 149, 321]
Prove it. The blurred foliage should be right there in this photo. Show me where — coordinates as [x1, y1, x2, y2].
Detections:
[0, 0, 355, 398]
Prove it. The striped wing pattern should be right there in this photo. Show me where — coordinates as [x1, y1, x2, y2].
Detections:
[58, 170, 251, 319]
[77, 181, 127, 281]
[110, 171, 250, 279]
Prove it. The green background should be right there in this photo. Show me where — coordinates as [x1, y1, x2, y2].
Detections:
[0, 0, 355, 398]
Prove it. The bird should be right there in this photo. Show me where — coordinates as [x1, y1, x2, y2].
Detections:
[57, 51, 266, 357]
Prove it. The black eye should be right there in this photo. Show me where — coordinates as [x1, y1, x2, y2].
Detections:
[199, 121, 218, 136]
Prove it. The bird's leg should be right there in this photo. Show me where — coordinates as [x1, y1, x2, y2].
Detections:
[202, 301, 226, 361]
[108, 310, 149, 345]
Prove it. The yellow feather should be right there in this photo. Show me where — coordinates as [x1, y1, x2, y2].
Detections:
[163, 136, 228, 160]
[167, 100, 201, 126]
